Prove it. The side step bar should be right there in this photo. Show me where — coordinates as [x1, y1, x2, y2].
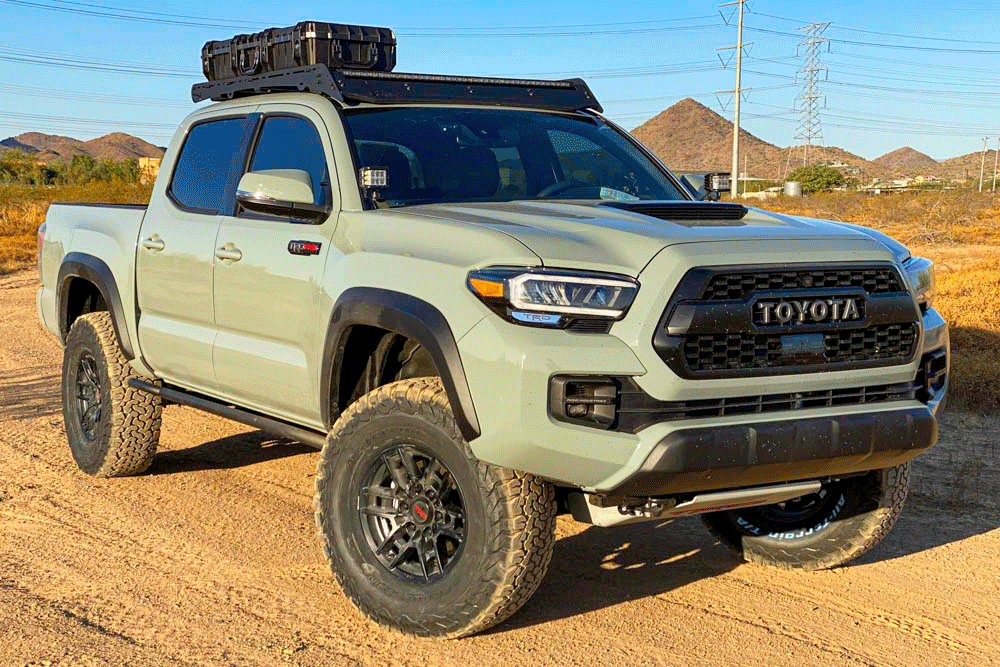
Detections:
[568, 480, 823, 527]
[128, 379, 327, 449]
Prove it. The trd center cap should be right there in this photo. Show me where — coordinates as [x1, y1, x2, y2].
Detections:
[411, 498, 434, 525]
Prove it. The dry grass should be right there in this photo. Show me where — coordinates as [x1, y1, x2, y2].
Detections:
[0, 183, 152, 274]
[759, 189, 1000, 247]
[2, 185, 998, 412]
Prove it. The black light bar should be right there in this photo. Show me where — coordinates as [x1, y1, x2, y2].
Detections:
[192, 64, 603, 113]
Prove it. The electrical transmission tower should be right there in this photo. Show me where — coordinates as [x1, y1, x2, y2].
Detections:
[795, 22, 830, 167]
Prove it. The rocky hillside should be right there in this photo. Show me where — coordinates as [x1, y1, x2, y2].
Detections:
[629, 98, 878, 180]
[939, 149, 999, 182]
[872, 147, 941, 177]
[0, 132, 164, 163]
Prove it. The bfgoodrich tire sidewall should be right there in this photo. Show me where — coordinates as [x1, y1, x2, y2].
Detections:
[61, 323, 112, 475]
[320, 412, 494, 627]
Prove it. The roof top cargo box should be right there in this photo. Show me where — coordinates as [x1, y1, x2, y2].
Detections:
[202, 21, 396, 81]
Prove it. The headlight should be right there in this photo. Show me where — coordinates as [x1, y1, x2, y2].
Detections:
[903, 256, 936, 306]
[467, 267, 639, 328]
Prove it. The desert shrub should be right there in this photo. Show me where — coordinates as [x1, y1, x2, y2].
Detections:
[787, 164, 845, 194]
[0, 183, 152, 273]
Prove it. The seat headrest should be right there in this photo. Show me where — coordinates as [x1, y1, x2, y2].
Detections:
[424, 146, 499, 200]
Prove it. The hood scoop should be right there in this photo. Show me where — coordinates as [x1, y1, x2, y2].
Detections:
[601, 200, 749, 222]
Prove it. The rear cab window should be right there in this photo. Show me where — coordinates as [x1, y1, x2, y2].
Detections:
[169, 116, 256, 214]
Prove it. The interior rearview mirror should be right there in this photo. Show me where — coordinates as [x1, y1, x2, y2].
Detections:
[236, 169, 329, 221]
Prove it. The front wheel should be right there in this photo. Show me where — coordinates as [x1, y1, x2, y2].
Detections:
[701, 465, 910, 570]
[314, 378, 557, 638]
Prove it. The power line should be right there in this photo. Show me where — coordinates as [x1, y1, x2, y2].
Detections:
[1, 1, 725, 37]
[745, 25, 1000, 54]
[750, 10, 1000, 45]
[0, 83, 191, 107]
[0, 0, 263, 28]
[0, 110, 176, 129]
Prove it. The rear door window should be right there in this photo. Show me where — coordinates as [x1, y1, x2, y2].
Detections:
[248, 116, 329, 206]
[170, 117, 254, 214]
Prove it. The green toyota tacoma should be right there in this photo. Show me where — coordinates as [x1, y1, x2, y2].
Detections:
[35, 23, 948, 638]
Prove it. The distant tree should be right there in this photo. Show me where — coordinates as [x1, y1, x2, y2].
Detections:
[69, 154, 97, 183]
[787, 164, 845, 194]
[0, 149, 43, 184]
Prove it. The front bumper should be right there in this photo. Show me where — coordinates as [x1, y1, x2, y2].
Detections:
[602, 405, 936, 500]
[458, 302, 948, 494]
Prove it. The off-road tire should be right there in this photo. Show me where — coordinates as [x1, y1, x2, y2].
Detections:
[61, 312, 162, 476]
[314, 377, 557, 638]
[701, 464, 910, 570]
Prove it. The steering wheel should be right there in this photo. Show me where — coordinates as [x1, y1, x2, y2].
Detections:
[535, 179, 590, 199]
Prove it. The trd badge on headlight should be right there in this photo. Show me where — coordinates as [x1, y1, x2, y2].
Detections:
[756, 297, 863, 325]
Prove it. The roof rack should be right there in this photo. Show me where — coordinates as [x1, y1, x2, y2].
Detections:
[191, 64, 603, 113]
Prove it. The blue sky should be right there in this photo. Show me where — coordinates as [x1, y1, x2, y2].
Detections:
[0, 0, 998, 163]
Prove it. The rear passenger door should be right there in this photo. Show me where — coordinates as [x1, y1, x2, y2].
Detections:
[137, 113, 257, 393]
[212, 108, 338, 427]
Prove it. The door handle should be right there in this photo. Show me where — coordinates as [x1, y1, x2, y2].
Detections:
[141, 237, 165, 252]
[215, 246, 243, 262]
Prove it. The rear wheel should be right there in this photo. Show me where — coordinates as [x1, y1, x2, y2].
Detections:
[314, 378, 557, 638]
[61, 312, 162, 477]
[701, 465, 909, 570]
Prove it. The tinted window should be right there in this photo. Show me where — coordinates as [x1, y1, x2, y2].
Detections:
[249, 116, 328, 205]
[344, 107, 686, 207]
[170, 118, 251, 213]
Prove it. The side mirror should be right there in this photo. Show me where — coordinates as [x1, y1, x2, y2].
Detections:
[703, 172, 732, 201]
[236, 169, 329, 221]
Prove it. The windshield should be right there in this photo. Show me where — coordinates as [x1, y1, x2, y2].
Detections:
[343, 107, 687, 207]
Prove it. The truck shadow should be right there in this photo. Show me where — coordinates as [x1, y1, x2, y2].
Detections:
[490, 517, 741, 632]
[0, 366, 62, 421]
[147, 430, 315, 474]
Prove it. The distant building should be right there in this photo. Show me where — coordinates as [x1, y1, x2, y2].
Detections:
[139, 157, 161, 185]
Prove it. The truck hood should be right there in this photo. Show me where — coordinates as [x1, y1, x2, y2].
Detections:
[401, 200, 883, 276]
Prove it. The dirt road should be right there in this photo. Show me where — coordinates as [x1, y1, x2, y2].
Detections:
[2, 269, 998, 667]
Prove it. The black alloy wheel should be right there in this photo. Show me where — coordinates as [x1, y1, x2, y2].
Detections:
[358, 444, 466, 582]
[74, 353, 103, 441]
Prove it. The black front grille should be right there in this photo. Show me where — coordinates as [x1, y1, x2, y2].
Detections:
[654, 263, 921, 378]
[704, 268, 905, 301]
[683, 323, 918, 373]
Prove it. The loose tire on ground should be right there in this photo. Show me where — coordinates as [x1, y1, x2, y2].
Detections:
[314, 377, 557, 638]
[61, 312, 162, 477]
[701, 465, 910, 570]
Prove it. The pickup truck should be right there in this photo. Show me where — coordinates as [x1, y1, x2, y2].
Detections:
[36, 46, 948, 639]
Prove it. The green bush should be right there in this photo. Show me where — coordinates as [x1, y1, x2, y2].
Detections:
[787, 164, 845, 194]
[0, 149, 141, 186]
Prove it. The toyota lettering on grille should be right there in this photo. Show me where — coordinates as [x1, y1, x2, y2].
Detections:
[756, 297, 862, 325]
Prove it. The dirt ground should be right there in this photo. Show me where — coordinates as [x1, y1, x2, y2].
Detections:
[2, 269, 998, 667]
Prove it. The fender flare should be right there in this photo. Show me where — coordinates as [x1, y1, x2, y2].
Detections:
[321, 287, 481, 441]
[57, 252, 135, 360]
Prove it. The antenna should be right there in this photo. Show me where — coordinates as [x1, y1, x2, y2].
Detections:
[794, 22, 830, 167]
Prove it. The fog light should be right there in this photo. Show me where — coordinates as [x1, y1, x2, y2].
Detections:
[550, 376, 618, 429]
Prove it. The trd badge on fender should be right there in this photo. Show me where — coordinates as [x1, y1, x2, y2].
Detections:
[757, 297, 862, 325]
[288, 240, 322, 256]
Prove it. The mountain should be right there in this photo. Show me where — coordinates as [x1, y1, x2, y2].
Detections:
[872, 147, 940, 177]
[939, 150, 998, 181]
[629, 99, 877, 180]
[0, 131, 164, 163]
[630, 98, 785, 177]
